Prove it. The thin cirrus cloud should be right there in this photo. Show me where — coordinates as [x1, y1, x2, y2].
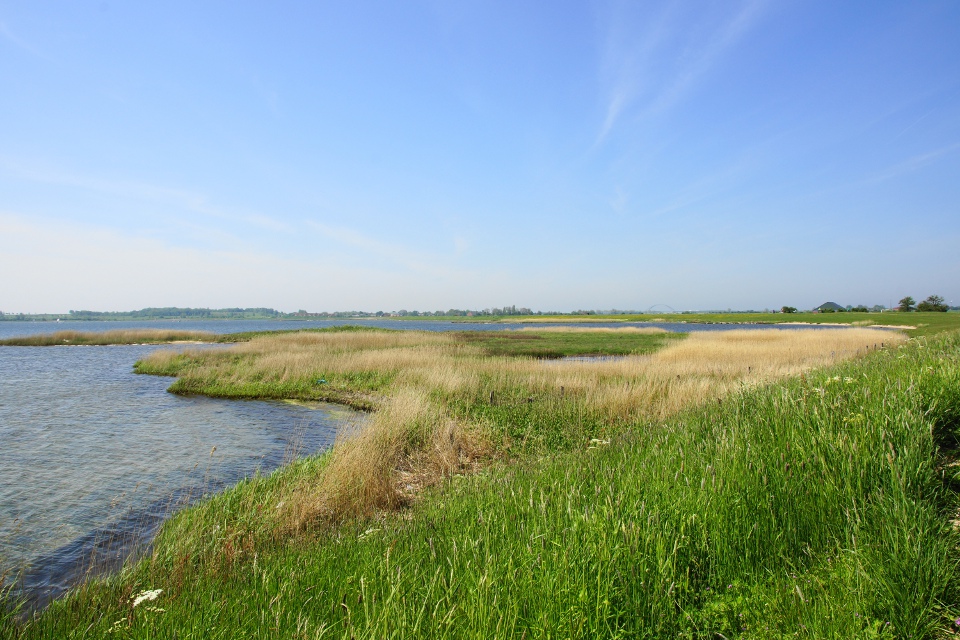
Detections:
[305, 220, 472, 278]
[864, 142, 960, 185]
[0, 158, 292, 235]
[631, 140, 767, 222]
[0, 19, 49, 60]
[800, 141, 960, 201]
[595, 0, 768, 145]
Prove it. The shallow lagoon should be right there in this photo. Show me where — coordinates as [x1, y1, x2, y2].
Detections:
[0, 340, 362, 607]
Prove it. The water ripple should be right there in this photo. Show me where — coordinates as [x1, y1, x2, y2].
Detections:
[0, 343, 361, 607]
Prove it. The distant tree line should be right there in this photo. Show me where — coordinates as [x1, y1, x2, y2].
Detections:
[817, 305, 885, 313]
[301, 306, 538, 318]
[897, 295, 949, 312]
[0, 306, 544, 321]
[6, 301, 954, 321]
[807, 296, 954, 313]
[791, 297, 957, 313]
[65, 307, 283, 320]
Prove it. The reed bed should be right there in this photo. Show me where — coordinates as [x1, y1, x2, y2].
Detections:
[130, 327, 906, 531]
[6, 329, 957, 638]
[0, 329, 216, 346]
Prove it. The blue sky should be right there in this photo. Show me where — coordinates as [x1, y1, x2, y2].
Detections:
[1, 1, 958, 313]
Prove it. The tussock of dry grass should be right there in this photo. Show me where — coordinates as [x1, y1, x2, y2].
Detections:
[140, 327, 907, 530]
[282, 388, 491, 529]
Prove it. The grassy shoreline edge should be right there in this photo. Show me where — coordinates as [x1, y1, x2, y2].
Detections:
[4, 328, 959, 637]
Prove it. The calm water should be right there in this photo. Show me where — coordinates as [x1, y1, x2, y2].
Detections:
[0, 317, 861, 341]
[0, 318, 862, 607]
[0, 338, 363, 608]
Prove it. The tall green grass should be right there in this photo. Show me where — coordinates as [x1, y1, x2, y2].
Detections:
[5, 333, 958, 638]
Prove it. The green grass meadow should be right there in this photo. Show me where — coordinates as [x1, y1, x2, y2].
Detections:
[453, 329, 681, 359]
[4, 329, 959, 638]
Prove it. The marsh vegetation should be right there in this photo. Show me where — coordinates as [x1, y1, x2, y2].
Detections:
[128, 326, 907, 525]
[4, 325, 958, 638]
[0, 329, 217, 347]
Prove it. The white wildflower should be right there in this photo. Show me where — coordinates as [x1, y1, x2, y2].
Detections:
[588, 438, 610, 450]
[107, 618, 126, 634]
[132, 588, 163, 607]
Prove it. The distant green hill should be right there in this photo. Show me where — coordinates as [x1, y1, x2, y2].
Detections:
[815, 301, 845, 312]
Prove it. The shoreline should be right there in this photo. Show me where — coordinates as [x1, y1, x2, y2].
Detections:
[4, 327, 956, 636]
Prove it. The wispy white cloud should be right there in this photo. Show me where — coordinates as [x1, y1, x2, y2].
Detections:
[609, 186, 629, 214]
[788, 140, 960, 207]
[865, 142, 960, 184]
[646, 1, 766, 115]
[595, 0, 768, 145]
[0, 20, 50, 60]
[305, 220, 451, 275]
[594, 2, 672, 144]
[892, 106, 937, 140]
[242, 213, 292, 233]
[633, 139, 775, 222]
[0, 158, 292, 234]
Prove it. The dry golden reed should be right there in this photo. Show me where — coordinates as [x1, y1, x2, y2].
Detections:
[143, 327, 906, 530]
[281, 386, 491, 531]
